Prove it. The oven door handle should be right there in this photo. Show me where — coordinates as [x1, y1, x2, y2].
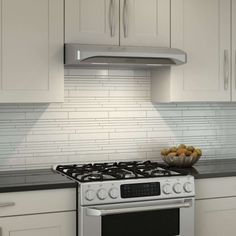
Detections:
[86, 199, 192, 216]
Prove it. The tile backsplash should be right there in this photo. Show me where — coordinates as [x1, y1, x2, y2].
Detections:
[0, 68, 235, 170]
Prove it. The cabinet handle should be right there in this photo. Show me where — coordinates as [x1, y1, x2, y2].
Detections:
[235, 50, 236, 90]
[109, 0, 116, 37]
[0, 202, 15, 207]
[123, 0, 128, 38]
[224, 49, 229, 90]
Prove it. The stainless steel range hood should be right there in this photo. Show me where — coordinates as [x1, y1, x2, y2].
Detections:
[64, 44, 187, 68]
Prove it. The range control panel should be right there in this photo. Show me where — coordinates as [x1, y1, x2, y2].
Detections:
[121, 182, 161, 198]
[80, 175, 195, 206]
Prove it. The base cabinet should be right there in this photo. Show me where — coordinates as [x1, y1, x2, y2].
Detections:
[196, 197, 236, 236]
[195, 177, 236, 236]
[0, 212, 76, 236]
[0, 189, 76, 236]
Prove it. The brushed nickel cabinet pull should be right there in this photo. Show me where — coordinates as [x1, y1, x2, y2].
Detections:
[224, 49, 229, 90]
[109, 0, 116, 37]
[123, 0, 128, 38]
[0, 202, 15, 207]
[235, 50, 236, 90]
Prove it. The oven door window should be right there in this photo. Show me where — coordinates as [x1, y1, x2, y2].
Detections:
[102, 208, 179, 236]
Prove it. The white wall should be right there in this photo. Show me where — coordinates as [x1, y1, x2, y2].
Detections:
[0, 68, 234, 170]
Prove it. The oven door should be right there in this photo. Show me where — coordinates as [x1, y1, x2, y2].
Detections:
[79, 197, 194, 236]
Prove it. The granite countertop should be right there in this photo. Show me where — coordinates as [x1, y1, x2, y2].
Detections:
[0, 168, 77, 193]
[0, 159, 236, 193]
[172, 158, 236, 179]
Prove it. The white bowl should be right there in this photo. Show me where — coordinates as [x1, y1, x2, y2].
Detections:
[161, 155, 201, 168]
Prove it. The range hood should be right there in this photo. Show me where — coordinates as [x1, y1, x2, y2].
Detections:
[64, 44, 187, 68]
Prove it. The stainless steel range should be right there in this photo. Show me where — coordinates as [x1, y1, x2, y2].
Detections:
[54, 161, 195, 236]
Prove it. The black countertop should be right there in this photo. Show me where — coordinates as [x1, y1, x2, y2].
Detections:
[172, 158, 236, 179]
[0, 159, 236, 193]
[0, 169, 77, 193]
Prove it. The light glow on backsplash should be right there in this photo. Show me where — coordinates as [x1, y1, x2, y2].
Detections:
[0, 68, 235, 170]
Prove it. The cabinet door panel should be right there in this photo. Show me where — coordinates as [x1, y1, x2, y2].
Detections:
[0, 0, 64, 103]
[0, 212, 76, 236]
[120, 0, 170, 47]
[171, 0, 231, 102]
[65, 0, 119, 45]
[196, 198, 236, 236]
[2, 0, 48, 91]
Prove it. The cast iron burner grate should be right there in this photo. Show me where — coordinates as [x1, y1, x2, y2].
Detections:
[55, 160, 184, 183]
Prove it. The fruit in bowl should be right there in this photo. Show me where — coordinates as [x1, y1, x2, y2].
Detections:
[161, 144, 202, 168]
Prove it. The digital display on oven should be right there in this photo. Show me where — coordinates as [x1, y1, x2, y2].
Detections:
[120, 182, 161, 198]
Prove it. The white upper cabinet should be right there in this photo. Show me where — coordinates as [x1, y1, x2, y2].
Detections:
[119, 0, 170, 47]
[170, 0, 231, 102]
[0, 0, 64, 103]
[65, 0, 170, 47]
[65, 0, 119, 45]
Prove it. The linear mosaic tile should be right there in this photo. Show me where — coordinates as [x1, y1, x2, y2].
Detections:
[0, 68, 235, 170]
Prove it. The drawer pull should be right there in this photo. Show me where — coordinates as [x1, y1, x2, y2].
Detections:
[0, 202, 15, 207]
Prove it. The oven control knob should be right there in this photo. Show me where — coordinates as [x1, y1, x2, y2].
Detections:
[173, 183, 182, 194]
[85, 189, 95, 201]
[162, 184, 172, 195]
[109, 188, 119, 199]
[97, 189, 108, 200]
[183, 182, 192, 193]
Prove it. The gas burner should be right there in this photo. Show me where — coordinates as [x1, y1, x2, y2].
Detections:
[150, 169, 172, 177]
[102, 167, 135, 179]
[81, 174, 104, 182]
[54, 160, 185, 183]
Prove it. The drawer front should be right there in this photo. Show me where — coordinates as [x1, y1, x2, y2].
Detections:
[0, 188, 76, 217]
[196, 177, 236, 199]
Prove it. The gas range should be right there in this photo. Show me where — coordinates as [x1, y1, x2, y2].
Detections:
[54, 160, 194, 205]
[54, 160, 195, 236]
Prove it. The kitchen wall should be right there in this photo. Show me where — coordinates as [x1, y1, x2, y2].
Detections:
[0, 68, 235, 170]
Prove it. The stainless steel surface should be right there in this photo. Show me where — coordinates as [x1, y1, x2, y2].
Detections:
[109, 0, 116, 37]
[64, 44, 187, 67]
[80, 175, 195, 206]
[80, 197, 195, 236]
[123, 0, 128, 38]
[86, 198, 192, 216]
[0, 227, 2, 236]
[224, 49, 229, 90]
[54, 160, 195, 236]
[0, 202, 15, 207]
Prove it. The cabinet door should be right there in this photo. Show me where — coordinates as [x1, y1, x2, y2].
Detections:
[65, 0, 119, 45]
[120, 0, 170, 47]
[0, 212, 76, 236]
[232, 0, 236, 101]
[0, 0, 64, 103]
[171, 0, 231, 102]
[196, 197, 236, 236]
